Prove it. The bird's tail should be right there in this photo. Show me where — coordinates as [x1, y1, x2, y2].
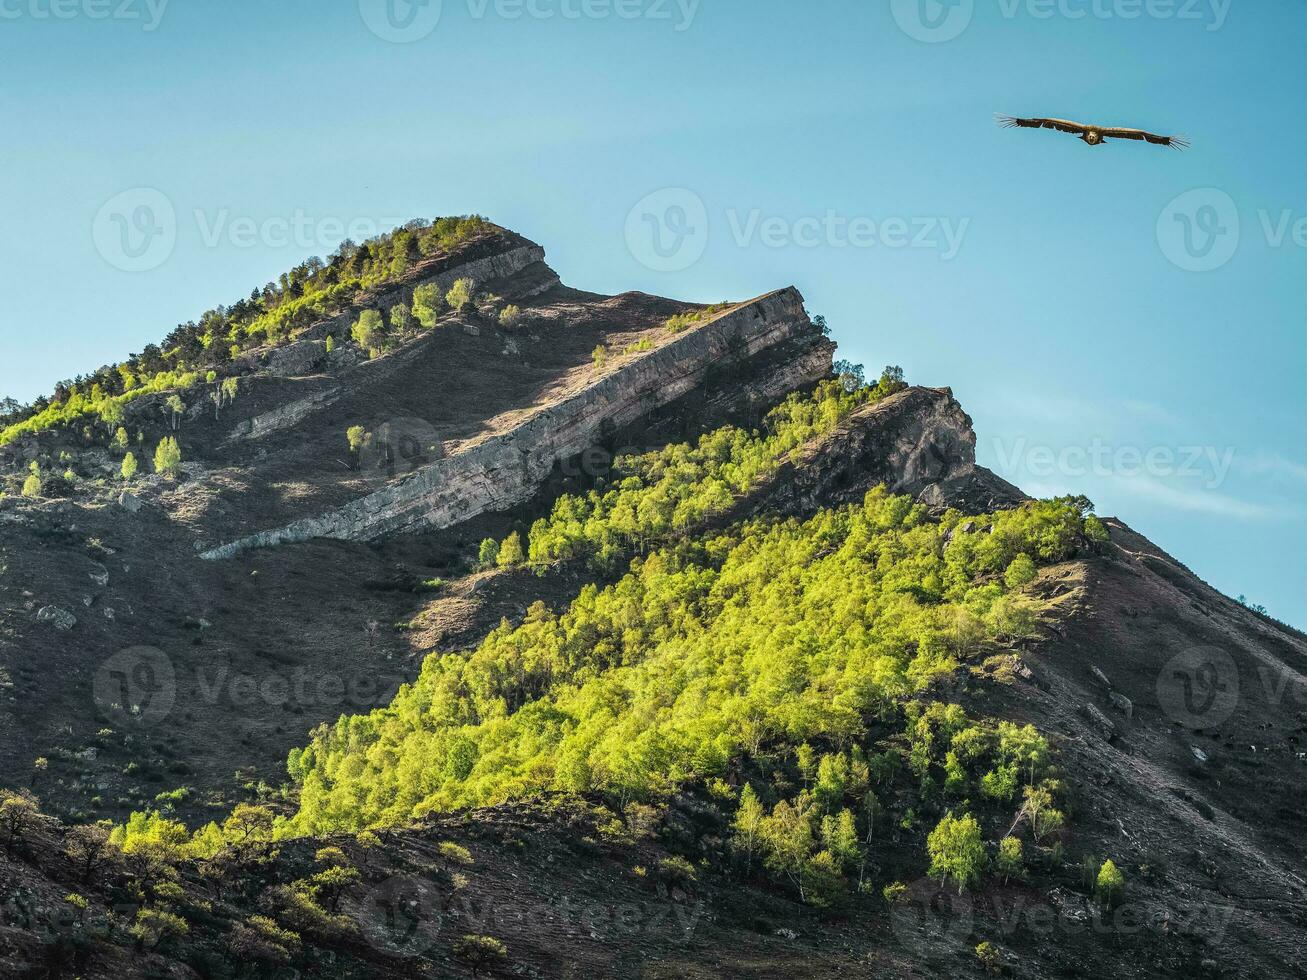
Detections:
[995, 114, 1021, 129]
[1169, 134, 1192, 150]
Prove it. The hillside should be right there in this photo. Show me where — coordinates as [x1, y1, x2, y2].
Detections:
[0, 224, 1303, 979]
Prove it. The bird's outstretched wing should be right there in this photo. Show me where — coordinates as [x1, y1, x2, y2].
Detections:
[997, 115, 1090, 135]
[1100, 127, 1190, 149]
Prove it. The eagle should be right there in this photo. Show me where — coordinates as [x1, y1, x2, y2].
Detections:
[997, 115, 1190, 150]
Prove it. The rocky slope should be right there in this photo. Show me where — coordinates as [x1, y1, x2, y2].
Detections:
[1, 226, 1303, 979]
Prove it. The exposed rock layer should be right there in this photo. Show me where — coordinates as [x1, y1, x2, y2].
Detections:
[201, 288, 825, 559]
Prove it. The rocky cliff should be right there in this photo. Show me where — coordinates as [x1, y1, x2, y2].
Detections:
[200, 287, 828, 559]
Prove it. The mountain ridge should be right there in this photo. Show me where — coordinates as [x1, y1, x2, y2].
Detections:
[0, 223, 1303, 979]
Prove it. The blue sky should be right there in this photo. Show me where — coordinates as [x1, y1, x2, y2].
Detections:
[1, 0, 1303, 623]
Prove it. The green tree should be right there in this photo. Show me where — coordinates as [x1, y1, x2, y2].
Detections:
[112, 427, 130, 451]
[153, 437, 182, 478]
[732, 784, 765, 866]
[758, 799, 816, 900]
[496, 531, 525, 568]
[820, 809, 861, 872]
[346, 426, 368, 455]
[1096, 859, 1125, 908]
[163, 395, 185, 431]
[927, 812, 986, 893]
[592, 345, 609, 369]
[351, 309, 385, 351]
[390, 303, 413, 332]
[445, 278, 474, 310]
[0, 789, 41, 853]
[21, 467, 41, 498]
[121, 452, 139, 482]
[994, 836, 1024, 883]
[412, 283, 444, 328]
[477, 538, 500, 569]
[1004, 554, 1037, 589]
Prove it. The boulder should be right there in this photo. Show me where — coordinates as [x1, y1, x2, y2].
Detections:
[36, 606, 77, 630]
[1108, 691, 1134, 720]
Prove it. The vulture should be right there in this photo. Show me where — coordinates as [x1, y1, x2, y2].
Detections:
[997, 115, 1190, 150]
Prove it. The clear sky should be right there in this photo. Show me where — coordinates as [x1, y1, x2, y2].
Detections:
[1, 0, 1302, 624]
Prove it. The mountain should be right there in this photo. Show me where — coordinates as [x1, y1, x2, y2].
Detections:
[0, 223, 1302, 979]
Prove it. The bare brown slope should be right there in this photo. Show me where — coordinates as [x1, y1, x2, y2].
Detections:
[966, 520, 1307, 978]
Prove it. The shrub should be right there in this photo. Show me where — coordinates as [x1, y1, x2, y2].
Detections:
[21, 472, 41, 498]
[438, 841, 474, 865]
[976, 941, 1003, 974]
[346, 426, 369, 454]
[882, 881, 908, 905]
[592, 345, 608, 369]
[130, 907, 189, 950]
[325, 335, 336, 353]
[498, 304, 522, 328]
[229, 914, 300, 963]
[1004, 554, 1037, 589]
[445, 278, 474, 309]
[452, 934, 507, 968]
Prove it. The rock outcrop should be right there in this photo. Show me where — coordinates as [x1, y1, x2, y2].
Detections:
[201, 288, 827, 559]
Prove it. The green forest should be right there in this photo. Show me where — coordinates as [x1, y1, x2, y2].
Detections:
[93, 381, 1107, 906]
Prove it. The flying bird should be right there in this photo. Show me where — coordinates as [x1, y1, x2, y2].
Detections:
[997, 115, 1190, 150]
